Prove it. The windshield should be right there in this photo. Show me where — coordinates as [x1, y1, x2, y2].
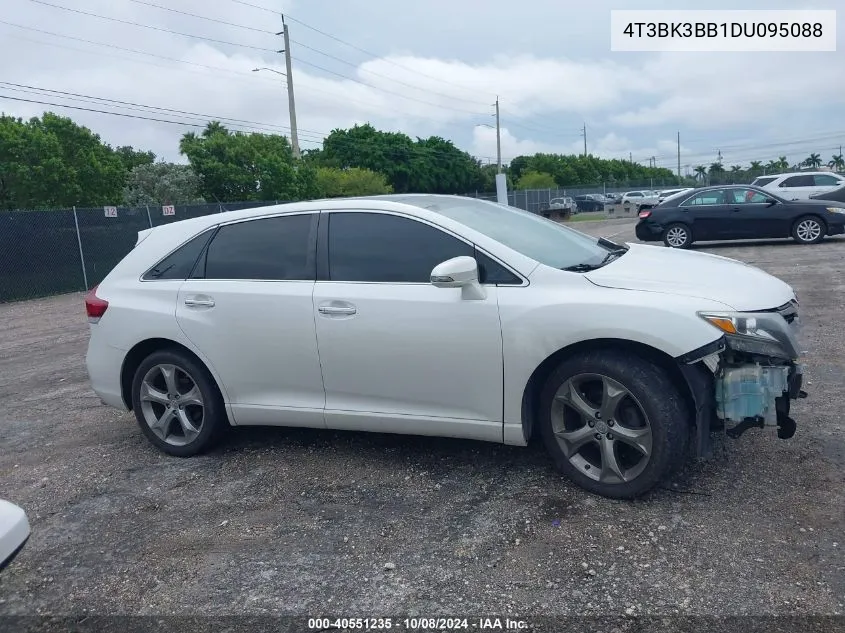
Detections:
[404, 197, 613, 270]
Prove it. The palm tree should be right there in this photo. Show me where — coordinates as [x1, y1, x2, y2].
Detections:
[805, 153, 822, 168]
[777, 156, 789, 171]
[694, 165, 707, 182]
[766, 159, 779, 173]
[708, 162, 725, 184]
[829, 154, 845, 172]
[749, 161, 763, 177]
[730, 165, 743, 183]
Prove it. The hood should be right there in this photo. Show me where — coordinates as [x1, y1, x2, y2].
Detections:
[585, 243, 795, 311]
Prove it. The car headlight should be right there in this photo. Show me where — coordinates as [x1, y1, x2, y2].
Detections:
[698, 311, 791, 358]
[826, 207, 845, 214]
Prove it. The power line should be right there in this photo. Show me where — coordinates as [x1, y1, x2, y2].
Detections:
[0, 21, 280, 84]
[27, 0, 277, 52]
[226, 0, 279, 14]
[0, 81, 330, 137]
[126, 0, 276, 34]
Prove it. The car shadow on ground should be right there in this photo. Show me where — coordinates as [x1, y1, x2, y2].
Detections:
[209, 423, 714, 498]
[691, 236, 845, 249]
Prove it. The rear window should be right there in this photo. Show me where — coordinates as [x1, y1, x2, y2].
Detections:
[751, 177, 777, 187]
[780, 175, 814, 187]
[814, 174, 841, 186]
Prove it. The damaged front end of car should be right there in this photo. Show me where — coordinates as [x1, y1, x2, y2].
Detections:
[675, 299, 807, 458]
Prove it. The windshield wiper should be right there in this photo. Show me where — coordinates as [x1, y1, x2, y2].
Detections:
[564, 248, 627, 273]
[598, 236, 628, 251]
[563, 262, 604, 272]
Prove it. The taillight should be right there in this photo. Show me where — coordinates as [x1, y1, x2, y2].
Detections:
[85, 285, 109, 323]
[638, 210, 651, 218]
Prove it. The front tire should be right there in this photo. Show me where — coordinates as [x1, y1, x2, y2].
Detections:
[792, 216, 825, 244]
[131, 349, 228, 457]
[538, 350, 690, 499]
[662, 223, 692, 248]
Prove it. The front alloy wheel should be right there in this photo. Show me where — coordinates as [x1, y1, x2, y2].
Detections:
[551, 374, 653, 485]
[539, 350, 690, 498]
[792, 217, 825, 244]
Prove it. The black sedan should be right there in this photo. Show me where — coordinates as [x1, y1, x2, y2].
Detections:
[635, 185, 845, 248]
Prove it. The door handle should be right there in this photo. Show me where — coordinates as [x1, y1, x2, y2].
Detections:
[732, 207, 741, 212]
[318, 305, 356, 315]
[184, 297, 215, 307]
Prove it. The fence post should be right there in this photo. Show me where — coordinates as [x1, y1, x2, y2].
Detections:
[145, 205, 153, 228]
[72, 206, 89, 290]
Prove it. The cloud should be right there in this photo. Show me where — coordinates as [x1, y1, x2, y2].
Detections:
[0, 0, 843, 169]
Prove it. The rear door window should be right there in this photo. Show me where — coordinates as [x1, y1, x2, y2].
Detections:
[200, 213, 316, 280]
[780, 175, 814, 187]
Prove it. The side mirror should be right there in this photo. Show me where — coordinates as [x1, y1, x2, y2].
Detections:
[766, 198, 778, 206]
[0, 500, 30, 572]
[430, 256, 486, 300]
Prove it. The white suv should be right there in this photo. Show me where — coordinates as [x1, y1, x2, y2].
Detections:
[751, 172, 845, 201]
[84, 195, 806, 498]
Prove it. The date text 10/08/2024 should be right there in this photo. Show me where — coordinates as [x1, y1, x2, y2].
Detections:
[307, 618, 529, 630]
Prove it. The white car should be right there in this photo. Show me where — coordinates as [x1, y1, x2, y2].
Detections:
[0, 500, 30, 572]
[657, 188, 695, 203]
[751, 172, 845, 201]
[85, 195, 806, 498]
[621, 191, 659, 207]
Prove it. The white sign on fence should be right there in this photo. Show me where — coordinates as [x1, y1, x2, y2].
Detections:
[162, 205, 175, 216]
[104, 206, 118, 217]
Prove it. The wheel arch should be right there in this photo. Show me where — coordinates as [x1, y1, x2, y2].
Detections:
[793, 213, 828, 230]
[520, 338, 695, 444]
[120, 338, 227, 414]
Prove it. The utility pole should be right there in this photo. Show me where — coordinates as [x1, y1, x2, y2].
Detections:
[629, 151, 632, 163]
[279, 17, 300, 159]
[677, 131, 681, 184]
[581, 123, 587, 157]
[495, 97, 502, 173]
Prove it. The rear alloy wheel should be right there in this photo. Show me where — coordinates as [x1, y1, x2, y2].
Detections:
[663, 223, 692, 248]
[792, 216, 825, 244]
[539, 351, 689, 498]
[131, 350, 227, 457]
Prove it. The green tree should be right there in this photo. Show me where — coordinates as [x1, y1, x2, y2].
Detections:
[766, 159, 779, 173]
[730, 165, 744, 183]
[516, 170, 557, 189]
[804, 153, 822, 168]
[123, 162, 204, 205]
[830, 154, 845, 171]
[694, 165, 707, 182]
[748, 161, 763, 177]
[709, 162, 725, 184]
[777, 156, 789, 171]
[0, 113, 126, 209]
[180, 122, 309, 202]
[115, 146, 155, 172]
[315, 167, 393, 197]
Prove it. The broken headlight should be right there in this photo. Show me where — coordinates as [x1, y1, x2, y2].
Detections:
[698, 311, 796, 359]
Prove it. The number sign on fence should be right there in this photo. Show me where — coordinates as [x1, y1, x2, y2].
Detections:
[162, 205, 175, 216]
[103, 206, 118, 217]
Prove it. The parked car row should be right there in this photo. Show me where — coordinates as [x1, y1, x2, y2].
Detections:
[751, 171, 845, 201]
[635, 184, 845, 248]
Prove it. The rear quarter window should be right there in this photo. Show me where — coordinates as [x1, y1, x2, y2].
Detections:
[142, 229, 215, 281]
[752, 177, 777, 187]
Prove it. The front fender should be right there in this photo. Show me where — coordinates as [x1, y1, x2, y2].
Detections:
[498, 281, 728, 443]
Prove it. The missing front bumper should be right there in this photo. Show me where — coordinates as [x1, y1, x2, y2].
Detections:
[679, 358, 806, 458]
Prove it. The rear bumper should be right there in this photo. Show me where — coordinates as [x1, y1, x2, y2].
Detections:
[85, 336, 128, 410]
[635, 221, 663, 241]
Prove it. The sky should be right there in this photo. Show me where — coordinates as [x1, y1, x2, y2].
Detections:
[1, 0, 843, 175]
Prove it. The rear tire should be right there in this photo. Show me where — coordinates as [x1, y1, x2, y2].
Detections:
[791, 216, 825, 244]
[538, 350, 690, 499]
[662, 223, 692, 248]
[131, 349, 228, 457]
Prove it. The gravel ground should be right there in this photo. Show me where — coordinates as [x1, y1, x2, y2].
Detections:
[0, 219, 844, 627]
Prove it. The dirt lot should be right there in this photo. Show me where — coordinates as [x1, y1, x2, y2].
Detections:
[1, 219, 844, 625]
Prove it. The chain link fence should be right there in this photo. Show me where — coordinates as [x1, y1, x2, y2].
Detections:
[1, 187, 683, 304]
[0, 201, 286, 303]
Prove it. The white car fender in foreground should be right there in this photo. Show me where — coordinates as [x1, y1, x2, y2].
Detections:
[0, 500, 30, 571]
